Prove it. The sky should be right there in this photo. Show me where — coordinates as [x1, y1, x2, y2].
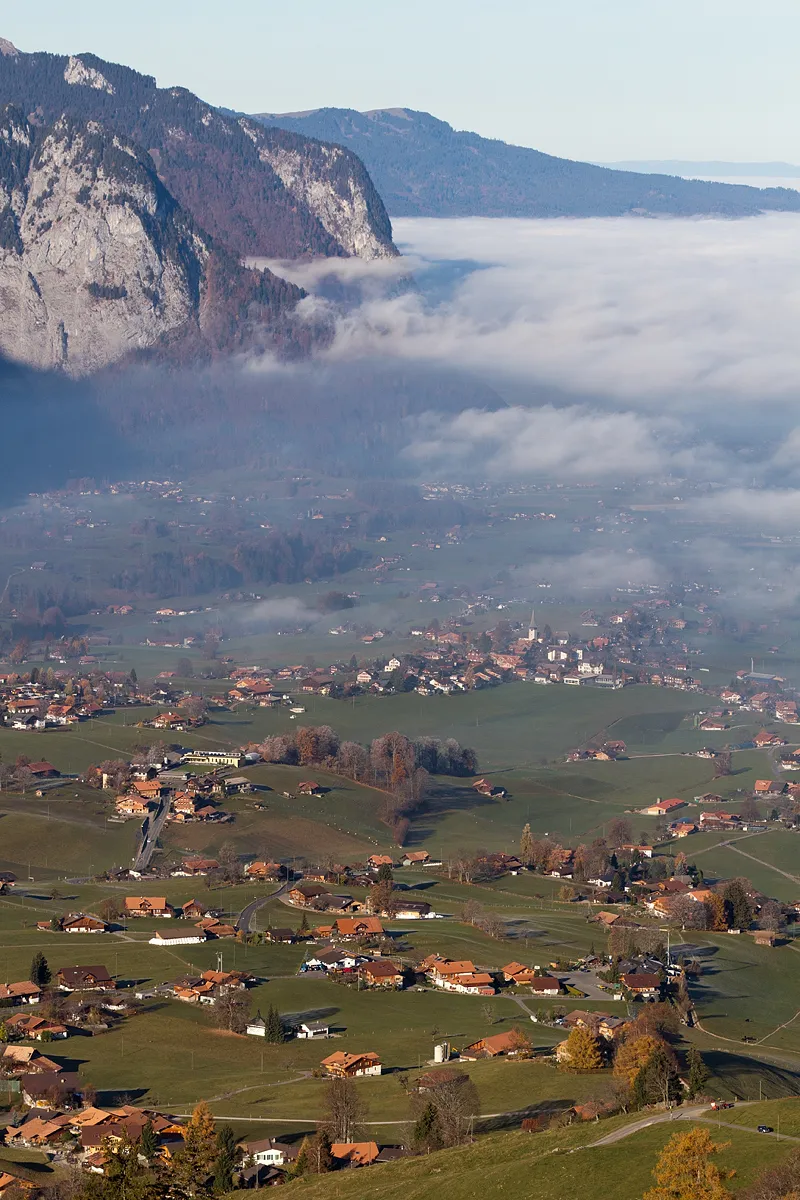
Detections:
[5, 0, 800, 162]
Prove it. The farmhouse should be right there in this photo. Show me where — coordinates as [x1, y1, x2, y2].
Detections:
[359, 960, 404, 988]
[320, 1051, 382, 1078]
[330, 1142, 380, 1168]
[335, 916, 384, 938]
[289, 883, 329, 907]
[639, 798, 686, 816]
[62, 915, 108, 934]
[621, 973, 661, 998]
[528, 975, 563, 996]
[0, 981, 41, 1005]
[124, 897, 174, 918]
[461, 1030, 524, 1058]
[57, 966, 114, 992]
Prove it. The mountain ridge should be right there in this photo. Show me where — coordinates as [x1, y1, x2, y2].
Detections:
[254, 105, 800, 219]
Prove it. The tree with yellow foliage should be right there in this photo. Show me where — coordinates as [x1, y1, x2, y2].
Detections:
[614, 1033, 663, 1087]
[644, 1126, 733, 1200]
[173, 1099, 217, 1192]
[561, 1025, 603, 1071]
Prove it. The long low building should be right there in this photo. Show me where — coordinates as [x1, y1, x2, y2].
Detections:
[149, 929, 208, 946]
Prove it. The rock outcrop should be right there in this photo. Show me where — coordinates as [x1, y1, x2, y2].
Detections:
[0, 107, 303, 376]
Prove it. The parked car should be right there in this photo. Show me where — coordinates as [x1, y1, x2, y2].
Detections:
[710, 1101, 734, 1110]
[757, 1126, 774, 1134]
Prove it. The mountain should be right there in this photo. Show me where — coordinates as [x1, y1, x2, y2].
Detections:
[0, 44, 396, 259]
[604, 160, 800, 178]
[0, 105, 304, 375]
[254, 107, 800, 219]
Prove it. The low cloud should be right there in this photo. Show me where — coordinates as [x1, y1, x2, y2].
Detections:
[404, 403, 715, 481]
[515, 548, 665, 596]
[693, 488, 800, 530]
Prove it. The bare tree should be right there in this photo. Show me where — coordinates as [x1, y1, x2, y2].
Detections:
[322, 1076, 366, 1143]
[215, 991, 250, 1034]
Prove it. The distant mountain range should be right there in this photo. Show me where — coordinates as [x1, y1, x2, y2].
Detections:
[254, 107, 800, 219]
[604, 160, 800, 178]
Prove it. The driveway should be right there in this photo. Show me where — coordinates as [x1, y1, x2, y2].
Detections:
[238, 881, 289, 932]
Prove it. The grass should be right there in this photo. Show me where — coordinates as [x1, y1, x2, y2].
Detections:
[228, 1117, 793, 1200]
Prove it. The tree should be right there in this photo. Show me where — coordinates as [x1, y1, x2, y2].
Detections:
[140, 1119, 159, 1162]
[614, 1034, 664, 1087]
[758, 899, 783, 933]
[174, 1100, 217, 1192]
[323, 1076, 365, 1143]
[519, 823, 534, 866]
[265, 1005, 284, 1044]
[30, 951, 51, 988]
[687, 1048, 710, 1100]
[562, 1027, 603, 1072]
[644, 1127, 733, 1200]
[722, 879, 753, 930]
[608, 816, 633, 847]
[412, 1071, 479, 1147]
[213, 1124, 236, 1192]
[669, 894, 708, 931]
[81, 1134, 161, 1200]
[413, 1100, 443, 1152]
[704, 892, 728, 932]
[740, 796, 761, 824]
[377, 862, 393, 883]
[714, 750, 733, 779]
[305, 1129, 333, 1174]
[632, 1044, 682, 1108]
[215, 991, 249, 1034]
[368, 879, 396, 917]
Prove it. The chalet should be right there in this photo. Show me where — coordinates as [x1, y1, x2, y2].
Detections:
[422, 956, 496, 995]
[289, 883, 329, 907]
[115, 795, 153, 817]
[335, 916, 384, 938]
[21, 1071, 82, 1108]
[5, 1014, 68, 1040]
[57, 965, 114, 991]
[754, 780, 787, 797]
[263, 928, 297, 944]
[245, 861, 283, 881]
[359, 960, 404, 988]
[124, 897, 173, 918]
[330, 1142, 380, 1168]
[754, 730, 786, 748]
[0, 981, 41, 1005]
[621, 973, 661, 998]
[173, 858, 220, 876]
[28, 761, 59, 778]
[670, 821, 698, 838]
[528, 975, 563, 996]
[461, 1031, 524, 1058]
[180, 899, 210, 920]
[401, 851, 431, 867]
[242, 1139, 300, 1169]
[320, 1051, 382, 1078]
[298, 781, 323, 796]
[62, 915, 108, 934]
[699, 811, 741, 830]
[620, 844, 654, 858]
[304, 947, 363, 972]
[393, 899, 432, 919]
[367, 854, 394, 869]
[639, 798, 686, 816]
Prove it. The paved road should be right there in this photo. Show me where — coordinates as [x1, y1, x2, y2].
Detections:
[133, 795, 171, 872]
[588, 1105, 709, 1146]
[237, 881, 289, 932]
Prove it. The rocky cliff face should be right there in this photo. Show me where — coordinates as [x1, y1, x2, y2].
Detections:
[0, 108, 303, 376]
[0, 46, 397, 260]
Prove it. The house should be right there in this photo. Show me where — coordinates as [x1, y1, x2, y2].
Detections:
[752, 929, 777, 947]
[461, 1030, 524, 1058]
[335, 916, 384, 938]
[402, 851, 431, 867]
[62, 915, 108, 934]
[245, 861, 283, 881]
[330, 1142, 380, 1168]
[28, 761, 60, 778]
[297, 1020, 330, 1039]
[57, 965, 114, 991]
[639, 798, 686, 816]
[393, 899, 432, 919]
[149, 929, 208, 946]
[621, 973, 661, 998]
[699, 811, 741, 830]
[754, 780, 787, 797]
[671, 821, 698, 838]
[264, 928, 297, 944]
[620, 844, 654, 858]
[115, 794, 153, 817]
[21, 1071, 82, 1108]
[173, 858, 220, 876]
[289, 883, 329, 907]
[0, 981, 41, 1004]
[124, 896, 174, 918]
[359, 960, 404, 988]
[5, 1014, 68, 1040]
[320, 1051, 382, 1078]
[298, 781, 323, 796]
[367, 854, 394, 869]
[422, 957, 496, 995]
[304, 947, 364, 972]
[246, 1014, 267, 1037]
[180, 899, 211, 920]
[242, 1139, 299, 1169]
[528, 976, 563, 996]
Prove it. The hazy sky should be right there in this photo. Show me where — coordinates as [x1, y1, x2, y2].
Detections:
[5, 0, 800, 161]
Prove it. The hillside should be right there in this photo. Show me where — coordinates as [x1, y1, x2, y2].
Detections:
[0, 41, 396, 260]
[254, 106, 800, 219]
[0, 106, 303, 375]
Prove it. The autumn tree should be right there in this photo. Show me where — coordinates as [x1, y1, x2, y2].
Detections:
[704, 892, 728, 932]
[562, 1026, 603, 1072]
[644, 1127, 733, 1200]
[614, 1034, 664, 1087]
[410, 1071, 479, 1147]
[174, 1100, 217, 1190]
[608, 816, 633, 847]
[368, 879, 396, 916]
[215, 991, 249, 1034]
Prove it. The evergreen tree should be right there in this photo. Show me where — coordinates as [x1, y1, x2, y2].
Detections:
[413, 1101, 442, 1152]
[29, 951, 51, 987]
[722, 879, 753, 929]
[299, 911, 309, 934]
[213, 1124, 237, 1192]
[266, 1005, 284, 1044]
[140, 1119, 159, 1161]
[687, 1047, 710, 1099]
[377, 862, 393, 883]
[306, 1129, 333, 1173]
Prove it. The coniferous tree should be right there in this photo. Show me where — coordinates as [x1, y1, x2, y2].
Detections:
[29, 951, 51, 987]
[213, 1124, 237, 1192]
[140, 1119, 159, 1162]
[266, 1005, 284, 1044]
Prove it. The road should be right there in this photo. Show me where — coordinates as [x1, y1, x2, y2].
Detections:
[133, 794, 171, 872]
[237, 881, 289, 932]
[589, 1102, 800, 1148]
